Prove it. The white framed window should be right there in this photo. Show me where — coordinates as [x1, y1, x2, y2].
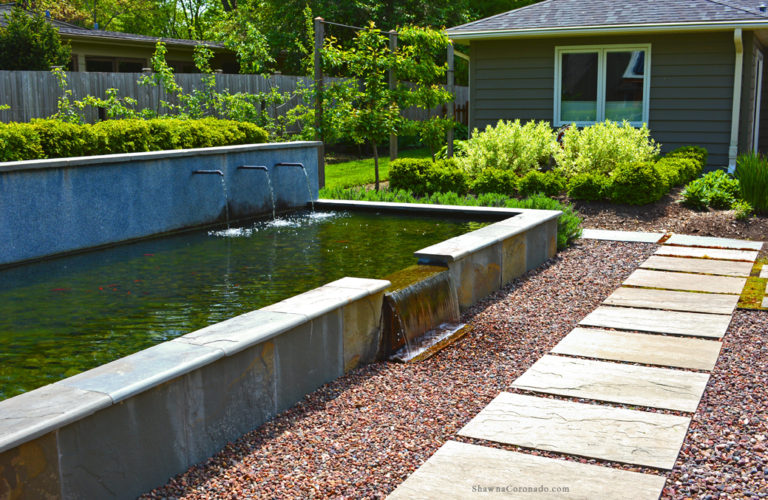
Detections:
[554, 44, 651, 127]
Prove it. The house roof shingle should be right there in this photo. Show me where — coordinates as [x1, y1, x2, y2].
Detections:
[0, 3, 223, 49]
[448, 0, 768, 37]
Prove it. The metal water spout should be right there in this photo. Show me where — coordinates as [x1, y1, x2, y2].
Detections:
[193, 169, 230, 229]
[274, 162, 315, 212]
[238, 165, 276, 220]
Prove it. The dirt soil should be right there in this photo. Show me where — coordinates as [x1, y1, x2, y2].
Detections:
[572, 188, 768, 242]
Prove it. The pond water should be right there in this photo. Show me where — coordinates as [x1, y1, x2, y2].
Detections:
[0, 210, 489, 400]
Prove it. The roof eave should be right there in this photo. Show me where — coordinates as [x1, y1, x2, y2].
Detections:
[60, 31, 226, 50]
[447, 20, 768, 41]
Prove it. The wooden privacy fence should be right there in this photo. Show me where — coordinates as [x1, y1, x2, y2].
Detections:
[0, 71, 468, 125]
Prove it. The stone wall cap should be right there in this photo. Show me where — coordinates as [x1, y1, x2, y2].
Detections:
[0, 141, 322, 173]
[57, 341, 224, 404]
[0, 384, 112, 453]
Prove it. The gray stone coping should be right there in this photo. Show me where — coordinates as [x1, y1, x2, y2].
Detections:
[0, 276, 388, 455]
[0, 141, 322, 173]
[417, 211, 560, 264]
[315, 200, 561, 263]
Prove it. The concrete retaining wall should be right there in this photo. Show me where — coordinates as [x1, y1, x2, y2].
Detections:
[0, 141, 321, 267]
[0, 202, 561, 499]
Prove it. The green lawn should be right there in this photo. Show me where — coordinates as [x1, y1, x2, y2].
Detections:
[324, 148, 431, 189]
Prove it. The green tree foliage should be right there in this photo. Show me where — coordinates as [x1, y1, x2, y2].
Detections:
[0, 6, 71, 70]
[322, 23, 453, 190]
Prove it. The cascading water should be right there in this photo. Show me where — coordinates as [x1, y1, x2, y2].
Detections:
[193, 169, 230, 229]
[275, 162, 315, 212]
[382, 265, 466, 363]
[237, 165, 276, 219]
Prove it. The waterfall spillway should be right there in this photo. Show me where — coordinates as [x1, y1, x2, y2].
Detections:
[238, 165, 276, 219]
[193, 169, 230, 229]
[383, 265, 465, 363]
[275, 162, 315, 212]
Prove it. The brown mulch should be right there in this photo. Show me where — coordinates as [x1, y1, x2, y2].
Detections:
[572, 188, 768, 241]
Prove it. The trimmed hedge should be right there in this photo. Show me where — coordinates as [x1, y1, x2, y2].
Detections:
[389, 158, 468, 196]
[0, 118, 269, 162]
[567, 173, 608, 201]
[609, 162, 667, 205]
[470, 168, 518, 195]
[517, 170, 566, 197]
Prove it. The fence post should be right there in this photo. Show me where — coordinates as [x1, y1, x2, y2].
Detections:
[447, 41, 455, 159]
[389, 30, 398, 161]
[314, 17, 325, 189]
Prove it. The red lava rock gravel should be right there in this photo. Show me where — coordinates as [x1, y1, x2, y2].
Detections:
[142, 240, 767, 499]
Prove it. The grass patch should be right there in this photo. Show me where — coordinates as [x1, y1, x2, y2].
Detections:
[325, 148, 431, 189]
[737, 258, 768, 310]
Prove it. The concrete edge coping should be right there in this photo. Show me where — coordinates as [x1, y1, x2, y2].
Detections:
[315, 199, 524, 216]
[0, 276, 389, 455]
[0, 141, 323, 173]
[414, 210, 561, 263]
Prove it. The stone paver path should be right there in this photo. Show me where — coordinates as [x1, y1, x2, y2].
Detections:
[579, 305, 731, 338]
[664, 234, 763, 250]
[581, 228, 664, 243]
[458, 393, 691, 469]
[624, 268, 746, 294]
[512, 355, 709, 412]
[551, 327, 722, 370]
[761, 266, 768, 279]
[389, 233, 761, 498]
[387, 441, 667, 500]
[639, 255, 753, 277]
[603, 287, 739, 315]
[655, 245, 759, 261]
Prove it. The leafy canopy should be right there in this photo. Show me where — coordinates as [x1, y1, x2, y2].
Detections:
[0, 6, 71, 70]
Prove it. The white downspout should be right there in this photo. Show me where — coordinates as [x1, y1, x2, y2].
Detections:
[729, 28, 744, 172]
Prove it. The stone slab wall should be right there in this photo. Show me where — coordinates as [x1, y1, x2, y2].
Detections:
[0, 141, 321, 267]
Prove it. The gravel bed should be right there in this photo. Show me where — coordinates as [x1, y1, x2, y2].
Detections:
[142, 240, 654, 499]
[662, 309, 768, 498]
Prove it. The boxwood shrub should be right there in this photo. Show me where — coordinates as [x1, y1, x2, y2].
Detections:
[469, 168, 518, 196]
[517, 170, 567, 197]
[0, 118, 268, 162]
[389, 158, 468, 196]
[609, 162, 667, 205]
[566, 173, 609, 201]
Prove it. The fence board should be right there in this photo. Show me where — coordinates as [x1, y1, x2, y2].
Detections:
[0, 70, 468, 126]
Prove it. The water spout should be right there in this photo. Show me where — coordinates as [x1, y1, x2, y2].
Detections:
[238, 165, 276, 219]
[275, 162, 314, 212]
[193, 169, 229, 229]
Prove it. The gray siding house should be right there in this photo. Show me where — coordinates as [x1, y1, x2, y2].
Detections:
[447, 0, 768, 168]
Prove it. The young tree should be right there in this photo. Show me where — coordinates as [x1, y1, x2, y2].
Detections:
[322, 23, 453, 188]
[0, 6, 71, 70]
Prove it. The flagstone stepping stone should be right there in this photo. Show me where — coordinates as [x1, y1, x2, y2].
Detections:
[512, 355, 709, 412]
[640, 255, 753, 277]
[386, 441, 666, 500]
[665, 234, 763, 251]
[761, 267, 768, 279]
[581, 228, 664, 243]
[763, 297, 768, 308]
[579, 306, 731, 339]
[624, 269, 746, 294]
[458, 393, 691, 469]
[552, 327, 722, 371]
[655, 245, 759, 262]
[604, 287, 738, 315]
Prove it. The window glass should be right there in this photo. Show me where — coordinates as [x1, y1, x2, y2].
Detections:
[85, 58, 114, 72]
[117, 60, 144, 73]
[560, 52, 598, 122]
[604, 50, 645, 122]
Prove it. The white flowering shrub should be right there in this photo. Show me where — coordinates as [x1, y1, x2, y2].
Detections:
[458, 119, 557, 176]
[554, 120, 660, 177]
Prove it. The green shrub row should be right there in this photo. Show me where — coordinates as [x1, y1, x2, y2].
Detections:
[566, 146, 705, 205]
[390, 145, 706, 205]
[320, 186, 583, 250]
[0, 118, 269, 162]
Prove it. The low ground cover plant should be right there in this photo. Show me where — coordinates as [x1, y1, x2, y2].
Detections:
[0, 118, 268, 161]
[320, 186, 582, 250]
[682, 170, 742, 210]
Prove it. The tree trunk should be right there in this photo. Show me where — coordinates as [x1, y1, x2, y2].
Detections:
[373, 142, 380, 191]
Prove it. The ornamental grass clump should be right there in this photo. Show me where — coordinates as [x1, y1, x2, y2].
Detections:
[735, 152, 768, 214]
[459, 119, 557, 176]
[554, 120, 660, 177]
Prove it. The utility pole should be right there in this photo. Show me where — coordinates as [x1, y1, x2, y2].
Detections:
[314, 17, 325, 188]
